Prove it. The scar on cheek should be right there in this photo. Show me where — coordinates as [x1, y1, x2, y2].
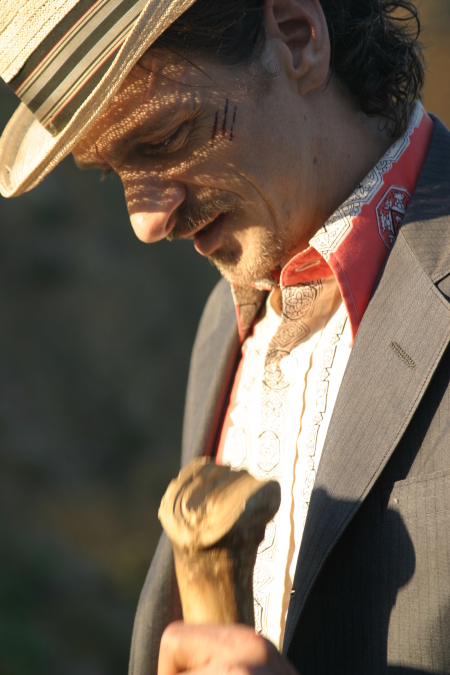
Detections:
[221, 98, 229, 137]
[211, 100, 238, 146]
[210, 110, 219, 146]
[229, 106, 237, 141]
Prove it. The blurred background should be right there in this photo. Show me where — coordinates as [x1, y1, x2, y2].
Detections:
[0, 1, 449, 673]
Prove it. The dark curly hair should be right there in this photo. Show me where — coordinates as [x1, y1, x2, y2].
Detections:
[154, 0, 425, 137]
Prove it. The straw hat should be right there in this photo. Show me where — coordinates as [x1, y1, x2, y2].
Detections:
[0, 0, 197, 198]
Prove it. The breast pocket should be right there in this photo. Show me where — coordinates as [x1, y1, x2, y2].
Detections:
[376, 469, 450, 671]
[381, 468, 450, 521]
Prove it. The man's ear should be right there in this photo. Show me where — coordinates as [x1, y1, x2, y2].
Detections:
[264, 0, 330, 94]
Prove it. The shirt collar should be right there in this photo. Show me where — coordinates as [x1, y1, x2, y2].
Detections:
[232, 102, 433, 342]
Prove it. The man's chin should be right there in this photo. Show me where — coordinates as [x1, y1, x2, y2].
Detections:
[208, 251, 276, 288]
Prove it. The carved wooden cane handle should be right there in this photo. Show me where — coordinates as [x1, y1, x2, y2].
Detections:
[159, 457, 281, 626]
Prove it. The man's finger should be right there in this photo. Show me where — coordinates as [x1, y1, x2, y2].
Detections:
[158, 623, 276, 675]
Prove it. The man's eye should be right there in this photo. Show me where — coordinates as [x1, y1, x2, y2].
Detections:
[139, 124, 189, 157]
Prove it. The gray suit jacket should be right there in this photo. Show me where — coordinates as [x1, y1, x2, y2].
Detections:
[129, 117, 450, 675]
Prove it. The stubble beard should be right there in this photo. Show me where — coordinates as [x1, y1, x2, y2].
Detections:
[168, 191, 292, 286]
[208, 227, 289, 286]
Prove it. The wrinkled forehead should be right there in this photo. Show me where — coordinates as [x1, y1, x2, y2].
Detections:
[74, 50, 208, 159]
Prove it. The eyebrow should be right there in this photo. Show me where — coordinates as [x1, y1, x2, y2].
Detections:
[73, 119, 177, 171]
[78, 109, 194, 171]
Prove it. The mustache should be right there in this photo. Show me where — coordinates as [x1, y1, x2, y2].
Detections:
[167, 193, 242, 240]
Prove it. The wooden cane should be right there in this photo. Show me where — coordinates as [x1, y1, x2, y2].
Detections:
[158, 457, 281, 626]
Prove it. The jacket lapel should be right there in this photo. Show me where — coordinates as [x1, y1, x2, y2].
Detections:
[283, 117, 450, 654]
[181, 278, 240, 466]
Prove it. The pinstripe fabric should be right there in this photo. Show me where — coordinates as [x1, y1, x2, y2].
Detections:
[5, 0, 149, 134]
[128, 533, 183, 675]
[129, 118, 450, 675]
[282, 118, 450, 672]
[284, 273, 450, 673]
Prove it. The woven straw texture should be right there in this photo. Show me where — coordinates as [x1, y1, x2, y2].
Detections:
[0, 0, 79, 82]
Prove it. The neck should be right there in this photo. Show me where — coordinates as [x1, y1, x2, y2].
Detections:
[306, 78, 395, 234]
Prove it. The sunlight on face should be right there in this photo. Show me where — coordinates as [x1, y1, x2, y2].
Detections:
[73, 49, 305, 286]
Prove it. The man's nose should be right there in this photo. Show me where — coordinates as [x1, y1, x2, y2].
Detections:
[123, 177, 186, 243]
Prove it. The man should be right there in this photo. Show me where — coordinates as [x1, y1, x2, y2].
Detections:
[1, 0, 449, 673]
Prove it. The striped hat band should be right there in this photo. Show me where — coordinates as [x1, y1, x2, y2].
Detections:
[2, 0, 149, 136]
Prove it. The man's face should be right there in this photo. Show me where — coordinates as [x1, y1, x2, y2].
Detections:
[73, 49, 325, 285]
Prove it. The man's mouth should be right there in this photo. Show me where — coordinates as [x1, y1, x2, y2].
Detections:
[192, 212, 227, 256]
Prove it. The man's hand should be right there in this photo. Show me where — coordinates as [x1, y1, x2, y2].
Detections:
[158, 622, 299, 675]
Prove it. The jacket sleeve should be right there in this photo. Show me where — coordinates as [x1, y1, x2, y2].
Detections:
[128, 277, 236, 675]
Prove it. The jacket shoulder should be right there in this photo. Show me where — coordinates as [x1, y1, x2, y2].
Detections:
[401, 115, 450, 286]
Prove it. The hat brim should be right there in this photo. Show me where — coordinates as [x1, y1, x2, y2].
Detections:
[0, 0, 197, 198]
